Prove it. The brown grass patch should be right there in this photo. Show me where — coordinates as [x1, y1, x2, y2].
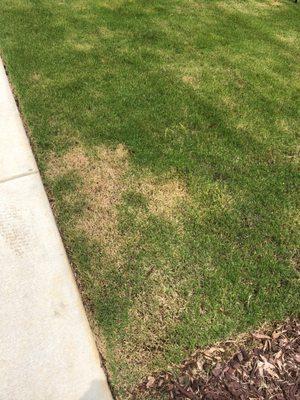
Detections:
[30, 72, 41, 82]
[73, 42, 94, 52]
[98, 26, 115, 38]
[182, 75, 197, 87]
[48, 144, 129, 257]
[138, 177, 188, 222]
[276, 33, 297, 45]
[218, 0, 282, 17]
[222, 95, 237, 112]
[218, 1, 259, 16]
[256, 0, 282, 9]
[48, 144, 189, 252]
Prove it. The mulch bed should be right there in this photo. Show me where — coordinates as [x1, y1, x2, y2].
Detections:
[136, 319, 300, 400]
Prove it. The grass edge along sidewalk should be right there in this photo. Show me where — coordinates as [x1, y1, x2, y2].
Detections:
[0, 57, 112, 400]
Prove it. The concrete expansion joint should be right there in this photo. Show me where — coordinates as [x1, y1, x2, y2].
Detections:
[0, 170, 38, 185]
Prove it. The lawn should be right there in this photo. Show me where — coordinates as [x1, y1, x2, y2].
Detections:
[0, 0, 299, 398]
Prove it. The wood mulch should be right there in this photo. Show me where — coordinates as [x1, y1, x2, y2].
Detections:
[135, 319, 300, 400]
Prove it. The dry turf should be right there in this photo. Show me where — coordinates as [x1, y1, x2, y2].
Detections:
[0, 0, 299, 398]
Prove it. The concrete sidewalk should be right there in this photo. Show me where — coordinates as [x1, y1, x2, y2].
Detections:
[0, 59, 113, 400]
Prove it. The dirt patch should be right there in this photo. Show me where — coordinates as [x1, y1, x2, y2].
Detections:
[135, 318, 300, 400]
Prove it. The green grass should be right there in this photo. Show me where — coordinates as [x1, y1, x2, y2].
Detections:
[1, 0, 299, 397]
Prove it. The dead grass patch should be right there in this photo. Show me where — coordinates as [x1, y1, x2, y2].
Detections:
[256, 0, 282, 9]
[47, 144, 129, 258]
[182, 75, 197, 87]
[180, 66, 202, 89]
[98, 26, 115, 38]
[73, 42, 94, 52]
[276, 33, 297, 45]
[47, 144, 189, 253]
[138, 177, 188, 222]
[218, 1, 259, 16]
[222, 95, 237, 112]
[218, 0, 282, 17]
[30, 72, 41, 82]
